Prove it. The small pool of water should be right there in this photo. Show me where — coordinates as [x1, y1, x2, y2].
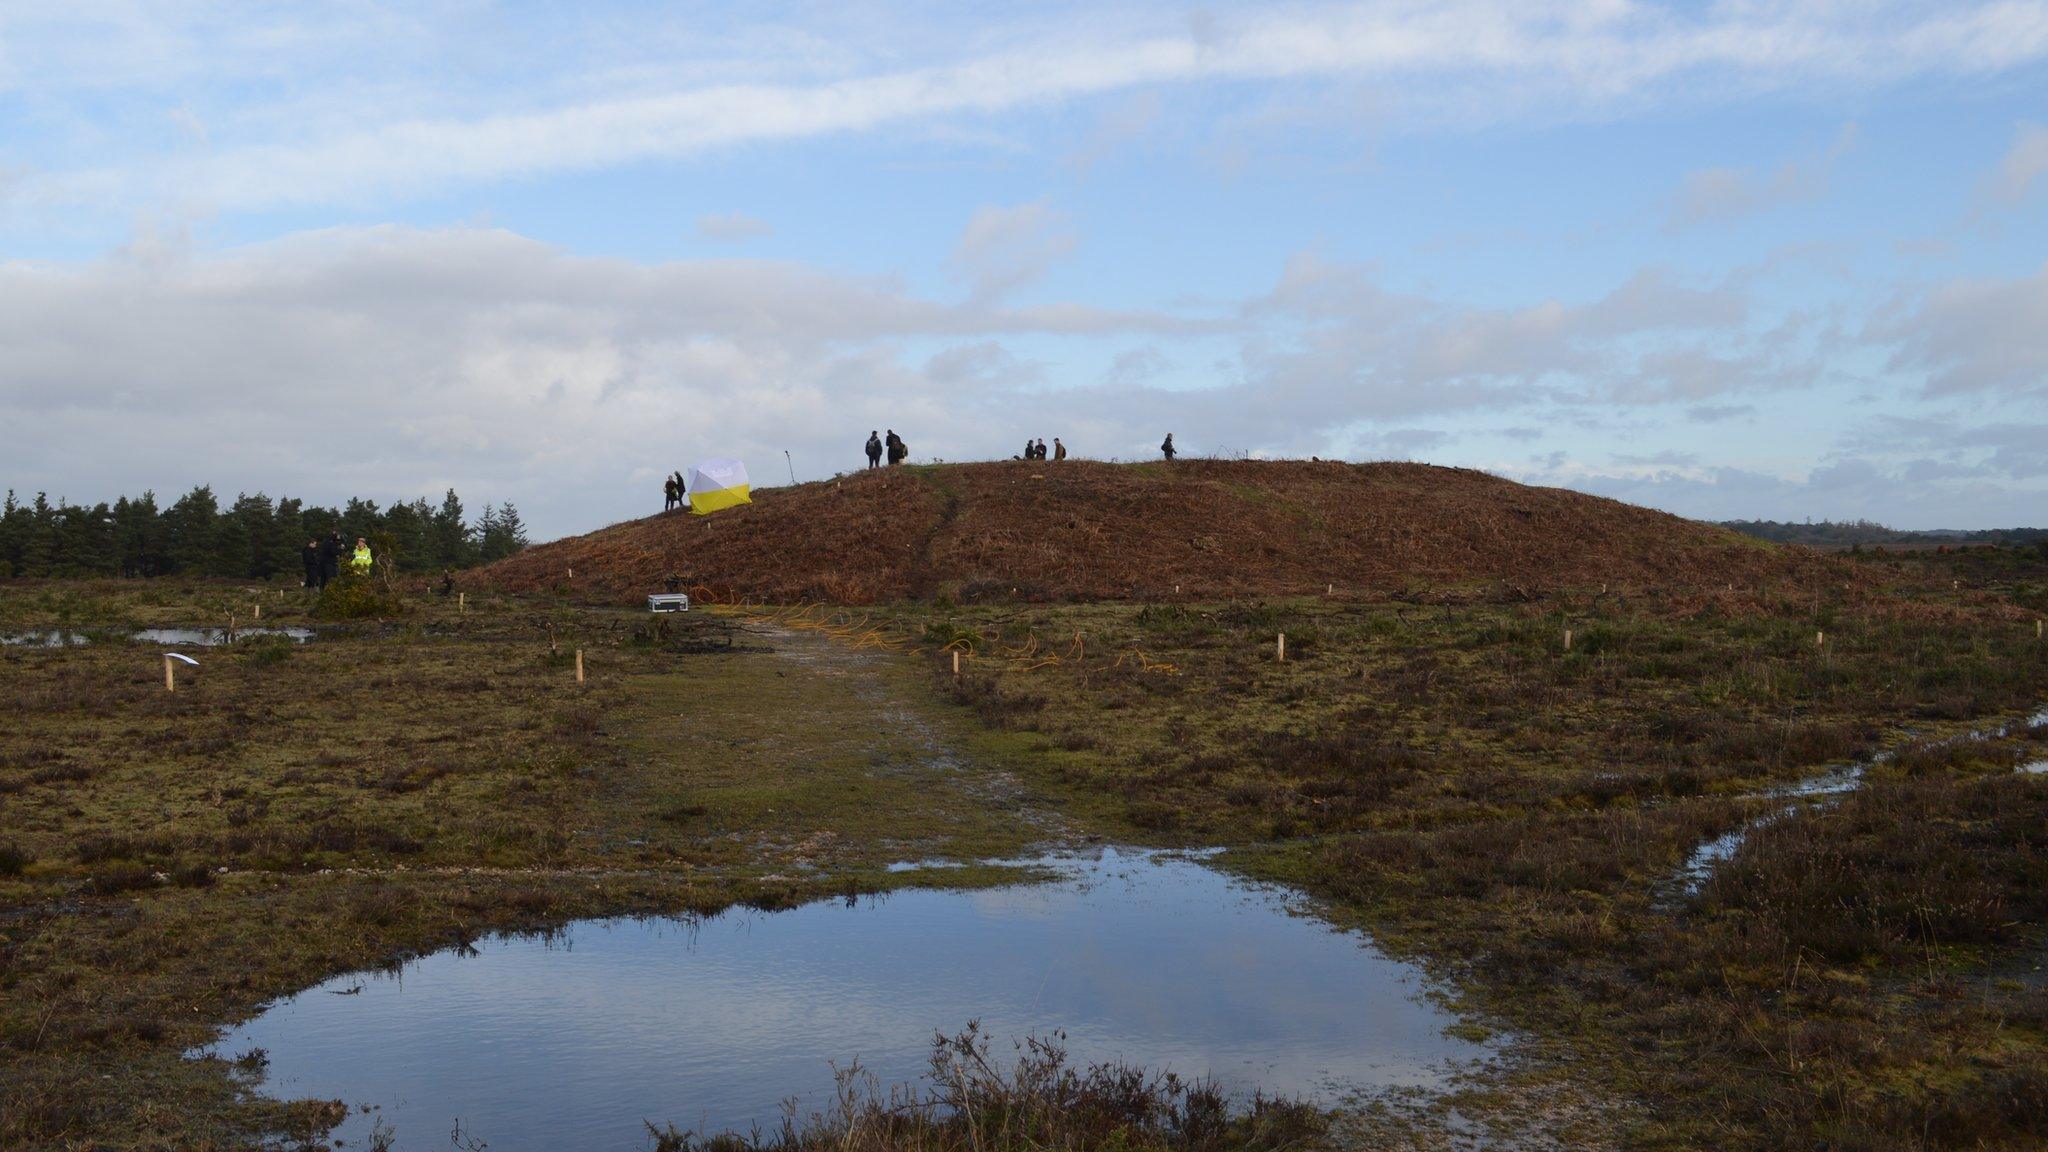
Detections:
[135, 626, 314, 646]
[199, 849, 1487, 1151]
[0, 630, 92, 646]
[2, 626, 316, 647]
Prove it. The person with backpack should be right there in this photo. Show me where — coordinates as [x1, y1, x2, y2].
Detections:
[886, 430, 907, 465]
[865, 431, 883, 469]
[1161, 433, 1176, 461]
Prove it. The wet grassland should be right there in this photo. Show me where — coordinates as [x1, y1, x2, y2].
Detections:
[878, 550, 2048, 1151]
[0, 581, 1057, 1150]
[4, 546, 2048, 1151]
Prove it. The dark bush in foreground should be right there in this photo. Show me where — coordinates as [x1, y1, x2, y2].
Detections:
[312, 573, 407, 620]
[646, 1025, 1325, 1152]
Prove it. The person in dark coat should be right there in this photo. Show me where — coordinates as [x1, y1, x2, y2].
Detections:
[301, 540, 320, 588]
[1022, 438, 1035, 460]
[663, 475, 679, 512]
[886, 430, 907, 465]
[865, 431, 883, 469]
[317, 531, 344, 587]
[1161, 433, 1176, 461]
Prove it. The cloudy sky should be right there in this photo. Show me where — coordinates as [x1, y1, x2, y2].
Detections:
[3, 1, 2046, 537]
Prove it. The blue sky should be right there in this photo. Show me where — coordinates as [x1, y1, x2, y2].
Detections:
[3, 2, 2046, 537]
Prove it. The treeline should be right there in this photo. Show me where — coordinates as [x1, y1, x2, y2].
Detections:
[0, 487, 527, 580]
[1723, 519, 2048, 548]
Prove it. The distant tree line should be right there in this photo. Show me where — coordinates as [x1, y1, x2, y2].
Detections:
[1722, 519, 2048, 548]
[0, 486, 528, 580]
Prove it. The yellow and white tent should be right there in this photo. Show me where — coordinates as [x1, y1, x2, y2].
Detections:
[686, 458, 751, 515]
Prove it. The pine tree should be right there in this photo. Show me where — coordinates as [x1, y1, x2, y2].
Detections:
[382, 498, 427, 572]
[161, 486, 220, 575]
[113, 491, 164, 576]
[0, 491, 26, 577]
[222, 492, 276, 578]
[478, 501, 528, 562]
[0, 483, 518, 580]
[430, 488, 469, 570]
[340, 498, 381, 549]
[21, 493, 57, 576]
[267, 497, 305, 578]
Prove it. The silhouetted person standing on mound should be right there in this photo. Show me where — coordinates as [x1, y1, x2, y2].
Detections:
[865, 431, 883, 469]
[886, 430, 907, 465]
[663, 474, 679, 512]
[1161, 433, 1176, 461]
[1053, 438, 1067, 461]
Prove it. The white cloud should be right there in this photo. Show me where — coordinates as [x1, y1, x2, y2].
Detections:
[1986, 120, 2048, 204]
[5, 225, 2043, 534]
[0, 225, 1208, 534]
[14, 3, 2048, 213]
[1874, 261, 2048, 396]
[1666, 123, 1860, 229]
[947, 199, 1076, 300]
[695, 212, 773, 241]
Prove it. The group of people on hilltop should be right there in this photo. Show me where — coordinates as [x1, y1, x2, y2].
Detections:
[300, 530, 372, 589]
[864, 430, 908, 468]
[848, 431, 1178, 470]
[653, 430, 1183, 497]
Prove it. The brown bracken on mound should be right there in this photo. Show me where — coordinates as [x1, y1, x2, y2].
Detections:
[478, 459, 1864, 607]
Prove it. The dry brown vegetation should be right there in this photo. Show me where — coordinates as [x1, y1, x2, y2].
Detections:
[478, 460, 1870, 607]
[0, 581, 1048, 1151]
[870, 548, 2048, 1151]
[645, 1026, 1324, 1152]
[6, 521, 2047, 1151]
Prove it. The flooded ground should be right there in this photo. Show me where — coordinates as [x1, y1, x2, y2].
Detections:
[200, 848, 1489, 1151]
[0, 630, 93, 646]
[1676, 704, 2048, 894]
[3, 626, 315, 646]
[133, 626, 315, 645]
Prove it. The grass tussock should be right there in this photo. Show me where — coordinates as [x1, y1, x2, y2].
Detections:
[646, 1026, 1325, 1152]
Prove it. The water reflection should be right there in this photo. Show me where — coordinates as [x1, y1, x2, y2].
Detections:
[133, 626, 314, 645]
[1, 627, 315, 647]
[0, 630, 91, 646]
[1677, 705, 2048, 894]
[201, 849, 1487, 1151]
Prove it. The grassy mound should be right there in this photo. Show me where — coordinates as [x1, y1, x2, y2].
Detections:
[479, 459, 1860, 607]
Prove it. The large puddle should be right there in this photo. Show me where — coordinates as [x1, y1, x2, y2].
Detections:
[2, 626, 314, 647]
[200, 849, 1487, 1150]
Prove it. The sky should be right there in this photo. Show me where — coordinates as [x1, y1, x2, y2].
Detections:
[3, 2, 2046, 539]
